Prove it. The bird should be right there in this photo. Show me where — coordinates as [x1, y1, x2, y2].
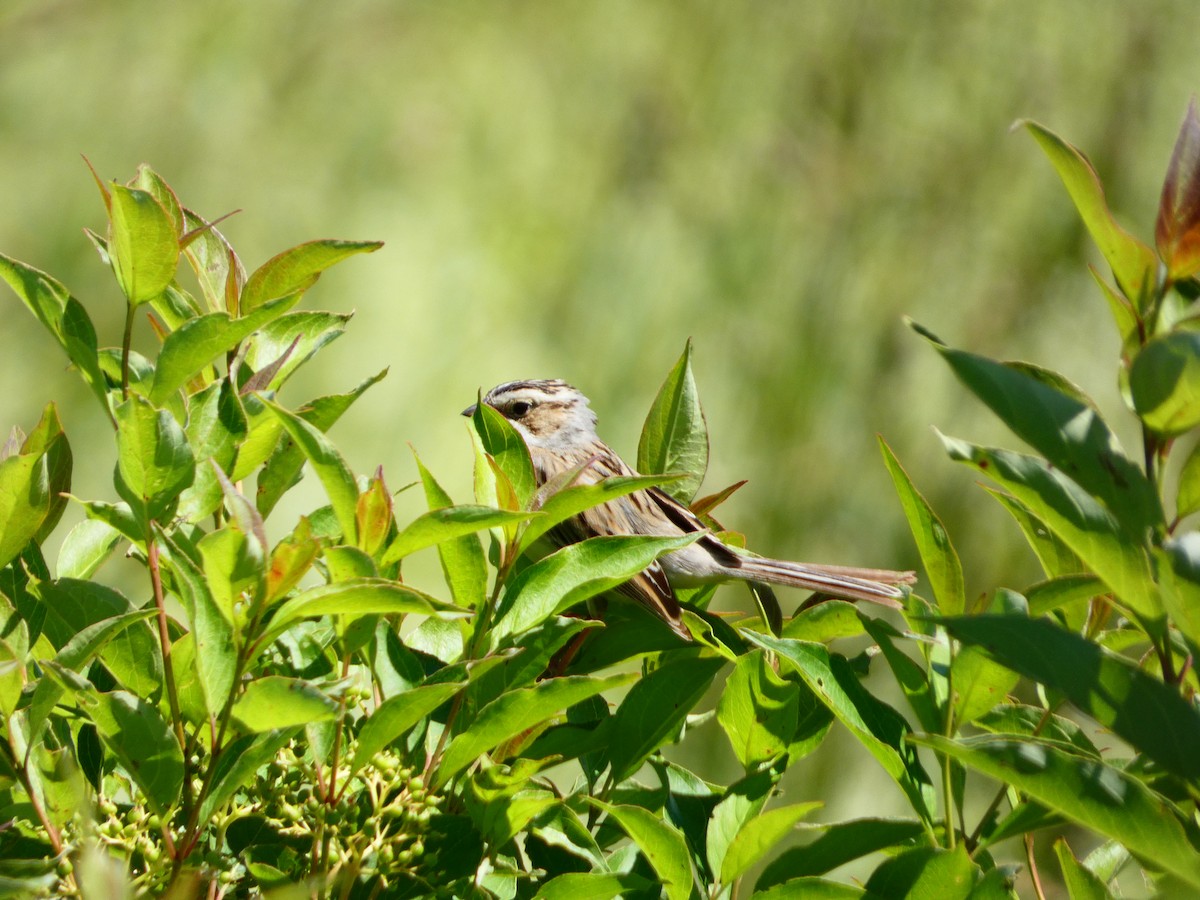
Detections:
[464, 379, 915, 640]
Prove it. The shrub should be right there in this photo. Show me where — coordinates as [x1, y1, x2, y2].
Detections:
[3, 102, 1200, 898]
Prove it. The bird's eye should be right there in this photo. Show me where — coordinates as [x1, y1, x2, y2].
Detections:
[509, 400, 532, 417]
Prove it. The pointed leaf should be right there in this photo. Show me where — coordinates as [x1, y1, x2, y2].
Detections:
[534, 873, 653, 900]
[0, 253, 109, 414]
[263, 578, 457, 644]
[149, 294, 298, 403]
[382, 506, 536, 567]
[115, 395, 194, 521]
[518, 474, 680, 555]
[1023, 120, 1156, 300]
[880, 436, 964, 615]
[87, 690, 184, 815]
[937, 615, 1200, 780]
[744, 631, 934, 822]
[241, 239, 382, 312]
[606, 656, 724, 783]
[940, 434, 1160, 624]
[914, 733, 1200, 889]
[638, 339, 708, 503]
[490, 534, 700, 644]
[349, 682, 465, 776]
[231, 676, 338, 732]
[198, 729, 298, 823]
[182, 207, 244, 311]
[434, 672, 634, 787]
[1055, 838, 1115, 900]
[263, 399, 358, 543]
[756, 818, 926, 887]
[917, 332, 1162, 534]
[588, 799, 693, 900]
[721, 801, 822, 884]
[471, 400, 536, 508]
[108, 183, 179, 304]
[1157, 99, 1200, 281]
[242, 310, 352, 391]
[415, 453, 487, 609]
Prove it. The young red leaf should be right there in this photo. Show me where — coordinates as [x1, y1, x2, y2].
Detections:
[1157, 98, 1200, 281]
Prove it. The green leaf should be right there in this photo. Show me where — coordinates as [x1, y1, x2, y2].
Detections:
[918, 333, 1162, 535]
[198, 729, 299, 823]
[717, 650, 813, 768]
[754, 879, 865, 899]
[349, 682, 463, 775]
[937, 614, 1200, 780]
[255, 369, 387, 517]
[589, 799, 694, 900]
[157, 536, 237, 716]
[637, 339, 708, 503]
[181, 207, 244, 311]
[914, 733, 1200, 889]
[1023, 120, 1156, 301]
[984, 488, 1084, 578]
[0, 253, 109, 415]
[149, 294, 298, 404]
[756, 818, 926, 887]
[1055, 838, 1115, 900]
[29, 577, 162, 699]
[25, 609, 159, 742]
[879, 436, 964, 615]
[382, 505, 536, 567]
[178, 378, 248, 522]
[859, 616, 941, 734]
[606, 656, 724, 783]
[115, 395, 195, 521]
[434, 672, 635, 787]
[471, 400, 537, 508]
[940, 434, 1160, 624]
[706, 768, 777, 886]
[87, 690, 184, 815]
[263, 399, 358, 543]
[534, 873, 653, 900]
[108, 183, 180, 304]
[721, 801, 822, 884]
[1177, 439, 1200, 521]
[1131, 331, 1200, 436]
[0, 406, 71, 569]
[242, 310, 353, 392]
[464, 759, 558, 847]
[519, 474, 680, 555]
[490, 534, 700, 644]
[265, 578, 456, 644]
[863, 845, 979, 900]
[231, 676, 338, 732]
[951, 644, 1020, 726]
[744, 631, 934, 822]
[56, 519, 121, 580]
[240, 239, 382, 312]
[412, 452, 488, 609]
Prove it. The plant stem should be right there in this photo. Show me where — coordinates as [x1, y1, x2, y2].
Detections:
[941, 641, 957, 850]
[121, 302, 135, 401]
[147, 532, 189, 787]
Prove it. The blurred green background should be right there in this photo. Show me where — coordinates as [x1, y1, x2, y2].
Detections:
[3, 0, 1199, 886]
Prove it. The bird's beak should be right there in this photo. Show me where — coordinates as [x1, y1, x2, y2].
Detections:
[461, 404, 477, 417]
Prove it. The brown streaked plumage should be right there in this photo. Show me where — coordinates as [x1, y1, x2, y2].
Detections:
[466, 379, 916, 640]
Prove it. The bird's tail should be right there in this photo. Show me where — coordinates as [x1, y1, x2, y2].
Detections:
[730, 558, 916, 609]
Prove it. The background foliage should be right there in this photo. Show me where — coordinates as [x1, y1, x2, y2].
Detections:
[5, 1, 1200, 893]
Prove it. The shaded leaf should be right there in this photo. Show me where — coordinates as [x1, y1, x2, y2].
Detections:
[937, 615, 1200, 781]
[1156, 99, 1200, 281]
[1055, 838, 1115, 900]
[914, 733, 1200, 889]
[1130, 331, 1200, 436]
[756, 817, 926, 887]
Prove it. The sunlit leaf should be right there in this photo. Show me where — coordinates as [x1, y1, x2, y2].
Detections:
[638, 339, 708, 503]
[108, 183, 179, 304]
[382, 505, 536, 567]
[115, 395, 195, 522]
[87, 690, 184, 815]
[1130, 331, 1200, 435]
[588, 798, 694, 900]
[231, 676, 338, 731]
[264, 578, 457, 644]
[349, 682, 464, 775]
[471, 400, 537, 508]
[241, 239, 382, 312]
[1023, 120, 1156, 302]
[756, 818, 926, 887]
[1055, 838, 1115, 900]
[880, 436, 964, 615]
[721, 801, 822, 884]
[434, 672, 634, 787]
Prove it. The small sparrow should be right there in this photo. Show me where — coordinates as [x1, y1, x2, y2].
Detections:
[465, 379, 915, 639]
